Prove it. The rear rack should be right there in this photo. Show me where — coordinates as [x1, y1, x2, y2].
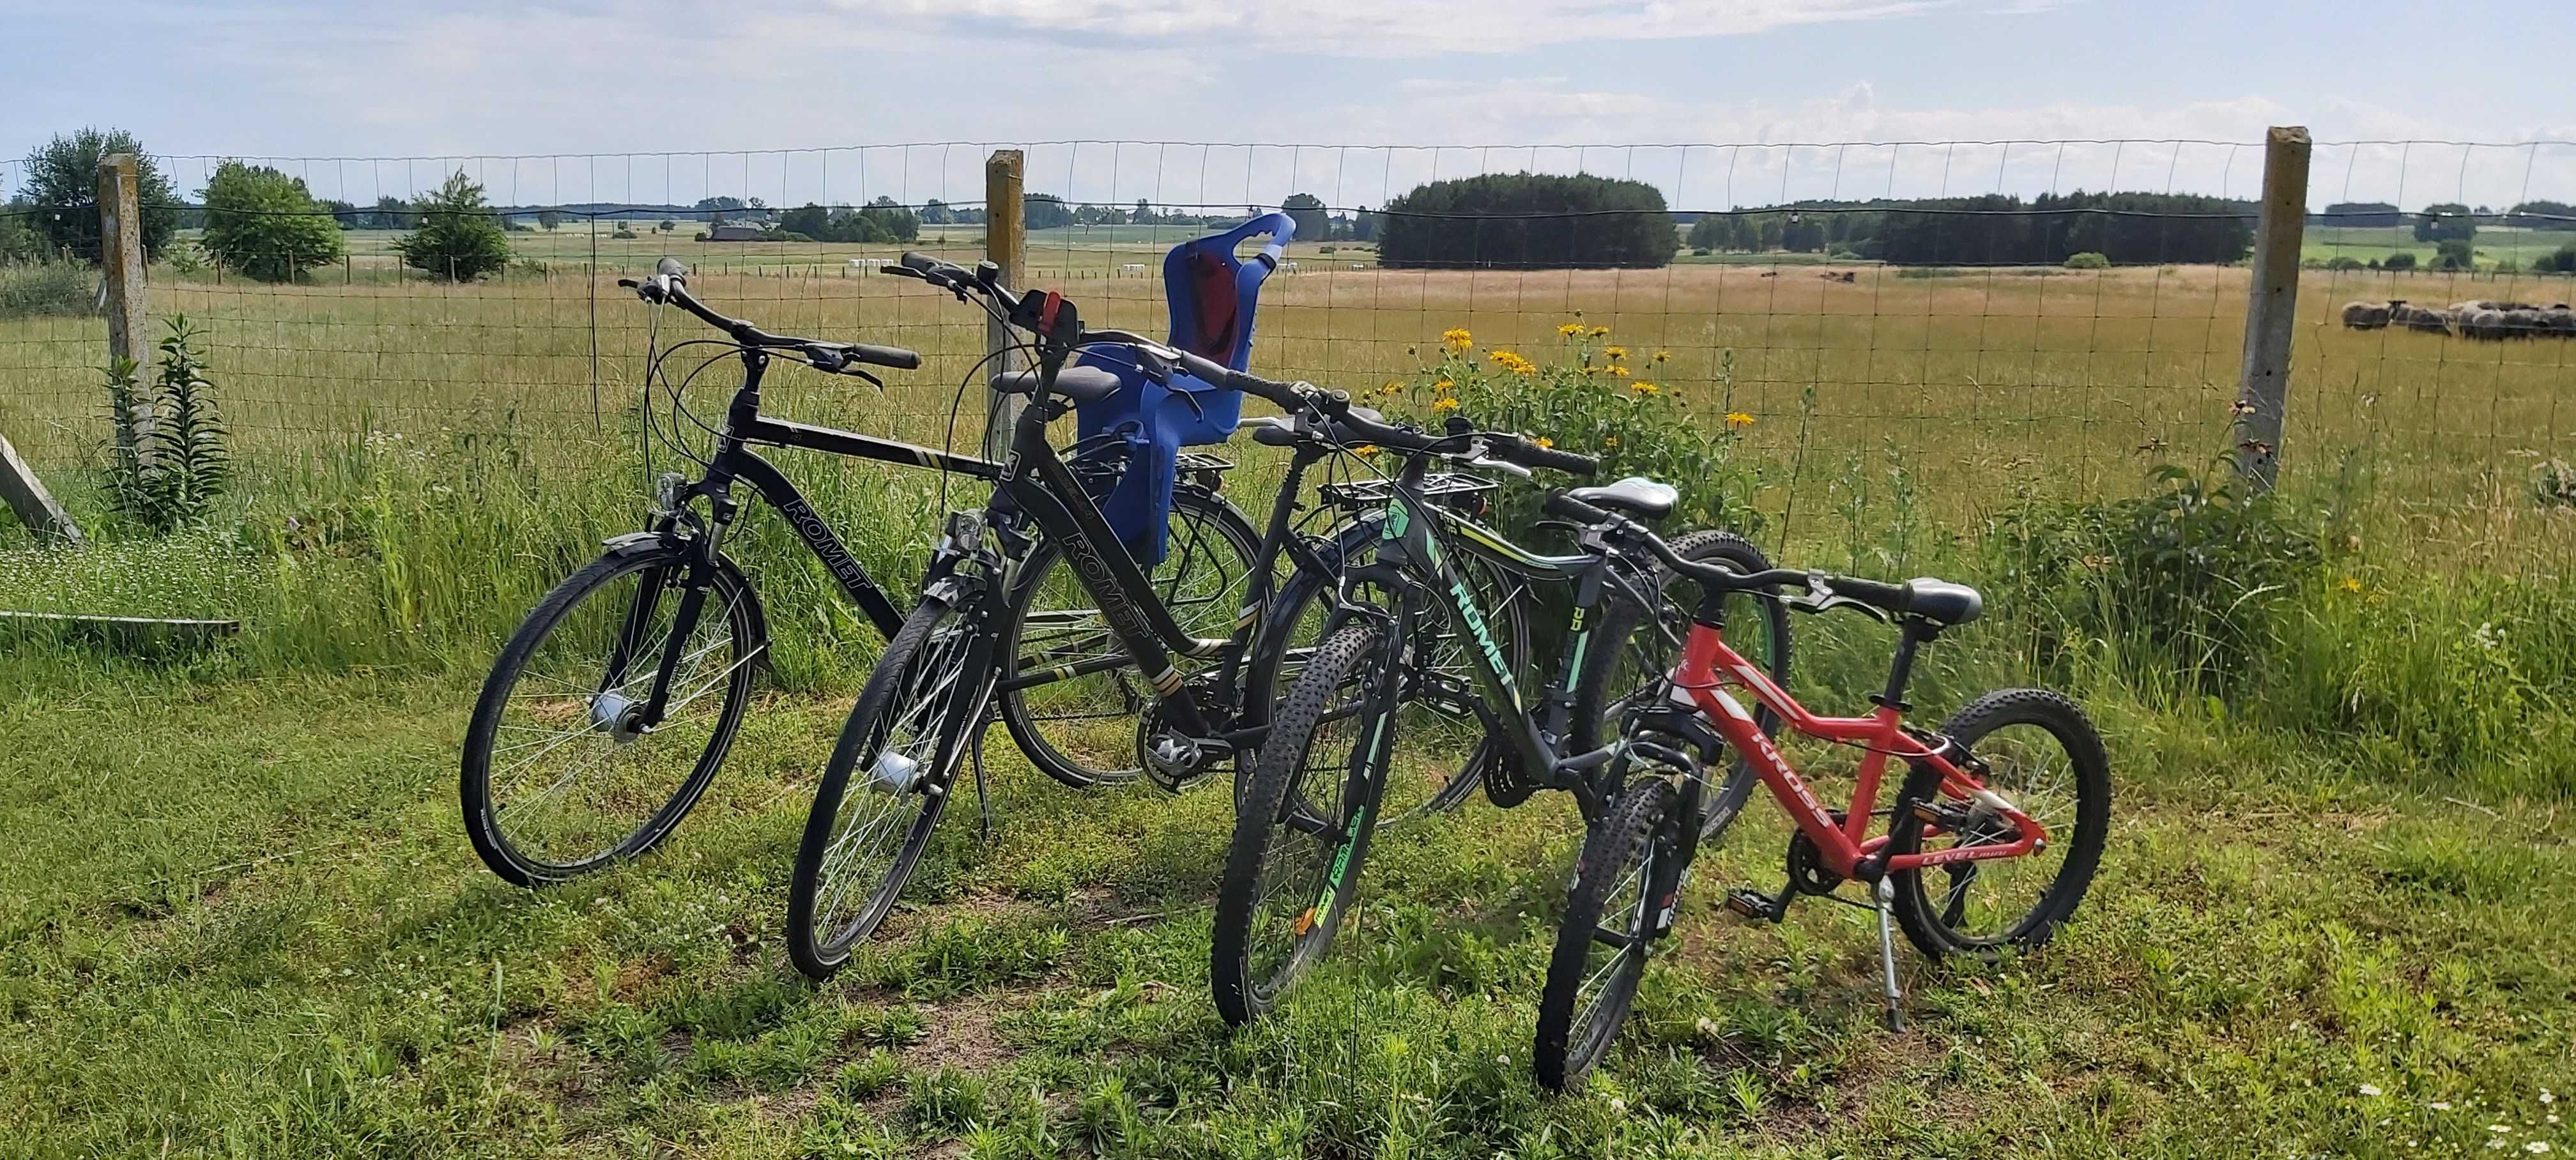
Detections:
[1319, 471, 1498, 514]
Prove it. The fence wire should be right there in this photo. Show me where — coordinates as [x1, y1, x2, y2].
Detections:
[3, 138, 2573, 571]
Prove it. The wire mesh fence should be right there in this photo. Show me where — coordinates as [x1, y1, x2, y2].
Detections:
[4, 137, 2574, 569]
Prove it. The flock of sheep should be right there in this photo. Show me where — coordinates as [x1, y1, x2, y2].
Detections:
[2342, 298, 2576, 340]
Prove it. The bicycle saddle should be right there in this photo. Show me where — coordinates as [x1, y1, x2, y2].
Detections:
[1899, 579, 1983, 625]
[1567, 476, 1677, 519]
[993, 366, 1124, 405]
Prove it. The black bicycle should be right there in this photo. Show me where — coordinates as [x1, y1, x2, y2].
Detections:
[1207, 416, 1794, 1025]
[782, 254, 1545, 977]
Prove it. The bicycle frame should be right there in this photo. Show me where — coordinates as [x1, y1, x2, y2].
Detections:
[1353, 453, 1649, 819]
[622, 346, 998, 723]
[1669, 623, 2048, 878]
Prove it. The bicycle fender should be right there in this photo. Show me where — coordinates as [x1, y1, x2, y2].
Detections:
[597, 531, 774, 673]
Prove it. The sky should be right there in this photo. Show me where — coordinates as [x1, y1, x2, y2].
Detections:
[5, 0, 2572, 213]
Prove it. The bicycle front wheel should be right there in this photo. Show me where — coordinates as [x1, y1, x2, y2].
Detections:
[1250, 529, 1526, 827]
[1534, 776, 1676, 1090]
[995, 487, 1259, 789]
[1573, 529, 1790, 843]
[788, 592, 990, 979]
[461, 544, 760, 886]
[1210, 620, 1392, 1025]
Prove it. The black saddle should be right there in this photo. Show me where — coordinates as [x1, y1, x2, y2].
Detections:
[1567, 476, 1677, 519]
[1861, 578, 1982, 625]
[993, 365, 1124, 405]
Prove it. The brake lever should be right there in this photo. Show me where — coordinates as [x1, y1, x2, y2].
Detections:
[1463, 454, 1534, 480]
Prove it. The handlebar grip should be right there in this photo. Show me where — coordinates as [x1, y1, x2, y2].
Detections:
[1542, 491, 1613, 524]
[1492, 436, 1599, 477]
[897, 251, 940, 273]
[1825, 574, 1905, 607]
[846, 342, 921, 370]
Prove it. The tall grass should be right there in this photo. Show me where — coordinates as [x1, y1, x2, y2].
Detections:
[3, 258, 2572, 800]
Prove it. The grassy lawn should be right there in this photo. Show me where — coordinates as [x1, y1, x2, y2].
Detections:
[2304, 224, 2573, 271]
[2, 658, 2567, 1157]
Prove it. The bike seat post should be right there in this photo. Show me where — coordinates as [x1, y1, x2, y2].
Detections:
[1873, 620, 1935, 712]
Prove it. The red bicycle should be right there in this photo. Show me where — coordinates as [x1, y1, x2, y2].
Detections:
[1531, 494, 2109, 1090]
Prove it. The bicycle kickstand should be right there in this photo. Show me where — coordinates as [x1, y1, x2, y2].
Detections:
[1873, 876, 1905, 1032]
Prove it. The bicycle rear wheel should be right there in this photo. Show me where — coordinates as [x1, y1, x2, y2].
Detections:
[1210, 620, 1392, 1025]
[995, 487, 1257, 788]
[1887, 688, 2110, 960]
[788, 592, 989, 979]
[1534, 776, 1676, 1090]
[461, 544, 759, 885]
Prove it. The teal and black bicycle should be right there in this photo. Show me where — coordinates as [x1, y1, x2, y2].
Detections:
[1207, 409, 1793, 1025]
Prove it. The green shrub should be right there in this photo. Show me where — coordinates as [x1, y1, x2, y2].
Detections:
[2063, 251, 2110, 270]
[2432, 238, 2474, 271]
[393, 170, 512, 282]
[0, 261, 93, 319]
[199, 162, 345, 282]
[2382, 251, 2418, 271]
[2325, 256, 2366, 271]
[1992, 462, 2322, 695]
[2532, 243, 2576, 273]
[103, 316, 231, 531]
[610, 227, 637, 240]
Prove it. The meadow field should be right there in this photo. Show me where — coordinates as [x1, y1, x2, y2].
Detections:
[2304, 224, 2575, 270]
[2, 251, 2573, 1156]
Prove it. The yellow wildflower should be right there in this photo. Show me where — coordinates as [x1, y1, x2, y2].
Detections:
[1605, 365, 1631, 378]
[1434, 378, 1454, 395]
[2338, 576, 2363, 593]
[1630, 380, 1659, 395]
[1432, 396, 1461, 413]
[1354, 444, 1380, 457]
[1605, 346, 1627, 360]
[1588, 326, 1610, 338]
[1652, 349, 1671, 363]
[1557, 323, 1585, 337]
[1487, 350, 1535, 375]
[1724, 412, 1756, 428]
[1604, 436, 1619, 448]
[1441, 328, 1472, 351]
[1533, 436, 1554, 448]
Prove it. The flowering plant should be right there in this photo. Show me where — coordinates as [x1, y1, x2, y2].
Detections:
[1372, 321, 1765, 537]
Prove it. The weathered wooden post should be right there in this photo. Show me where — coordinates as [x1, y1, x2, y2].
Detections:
[984, 149, 1026, 461]
[0, 434, 82, 544]
[2232, 126, 2310, 492]
[99, 153, 156, 466]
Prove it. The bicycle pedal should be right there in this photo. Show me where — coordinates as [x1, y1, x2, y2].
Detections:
[1723, 887, 1784, 923]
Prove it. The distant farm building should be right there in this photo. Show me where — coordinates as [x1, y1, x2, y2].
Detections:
[707, 224, 767, 241]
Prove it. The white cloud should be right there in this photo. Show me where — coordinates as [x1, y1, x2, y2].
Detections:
[832, 0, 1946, 55]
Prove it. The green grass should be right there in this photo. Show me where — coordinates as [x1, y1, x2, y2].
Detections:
[0, 655, 2567, 1156]
[2304, 224, 2575, 270]
[3, 249, 2574, 1153]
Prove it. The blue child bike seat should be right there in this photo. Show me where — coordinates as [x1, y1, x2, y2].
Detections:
[1073, 211, 1296, 564]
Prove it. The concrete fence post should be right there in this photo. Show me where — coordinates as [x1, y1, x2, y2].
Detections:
[2233, 126, 2310, 491]
[984, 149, 1026, 461]
[98, 153, 156, 466]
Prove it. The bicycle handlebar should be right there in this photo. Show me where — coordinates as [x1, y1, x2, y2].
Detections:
[622, 268, 921, 371]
